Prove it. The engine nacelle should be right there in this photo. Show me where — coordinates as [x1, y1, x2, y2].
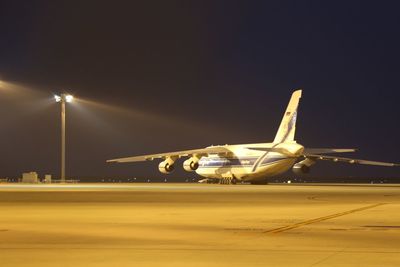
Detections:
[158, 158, 175, 174]
[183, 157, 199, 172]
[292, 163, 310, 174]
[292, 159, 316, 175]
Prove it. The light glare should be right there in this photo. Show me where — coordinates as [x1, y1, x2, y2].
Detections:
[65, 95, 74, 102]
[54, 95, 61, 102]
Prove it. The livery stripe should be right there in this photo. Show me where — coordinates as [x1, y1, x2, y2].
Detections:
[199, 158, 289, 168]
[199, 157, 288, 168]
[251, 143, 281, 172]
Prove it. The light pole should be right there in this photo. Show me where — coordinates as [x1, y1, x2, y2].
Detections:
[54, 93, 73, 183]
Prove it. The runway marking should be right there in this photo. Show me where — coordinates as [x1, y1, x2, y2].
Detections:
[363, 225, 400, 228]
[264, 203, 386, 234]
[0, 247, 399, 254]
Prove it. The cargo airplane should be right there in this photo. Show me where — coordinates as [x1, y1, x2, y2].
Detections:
[107, 90, 399, 184]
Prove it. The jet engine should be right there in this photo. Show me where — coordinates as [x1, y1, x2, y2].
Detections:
[158, 158, 175, 174]
[292, 158, 316, 175]
[183, 157, 199, 172]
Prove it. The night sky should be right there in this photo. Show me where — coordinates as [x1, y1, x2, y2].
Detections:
[0, 1, 399, 181]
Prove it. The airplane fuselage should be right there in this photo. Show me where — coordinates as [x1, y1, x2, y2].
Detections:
[196, 142, 304, 181]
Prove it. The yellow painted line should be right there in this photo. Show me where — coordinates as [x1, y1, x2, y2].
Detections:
[264, 203, 386, 234]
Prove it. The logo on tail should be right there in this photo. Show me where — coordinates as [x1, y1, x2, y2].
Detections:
[273, 90, 302, 144]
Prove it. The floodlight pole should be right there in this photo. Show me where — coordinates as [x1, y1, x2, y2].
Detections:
[55, 93, 73, 183]
[61, 95, 66, 183]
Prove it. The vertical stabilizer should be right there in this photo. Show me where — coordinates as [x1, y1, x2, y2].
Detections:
[273, 89, 302, 143]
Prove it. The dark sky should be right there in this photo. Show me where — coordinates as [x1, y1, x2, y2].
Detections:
[0, 1, 399, 180]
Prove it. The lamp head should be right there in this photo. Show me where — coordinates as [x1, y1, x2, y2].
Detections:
[54, 94, 74, 102]
[65, 95, 74, 102]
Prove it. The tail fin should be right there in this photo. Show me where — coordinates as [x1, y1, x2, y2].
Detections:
[273, 89, 302, 143]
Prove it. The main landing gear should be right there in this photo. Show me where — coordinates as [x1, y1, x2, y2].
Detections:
[219, 177, 238, 185]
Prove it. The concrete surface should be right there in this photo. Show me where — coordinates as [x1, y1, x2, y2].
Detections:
[0, 183, 399, 266]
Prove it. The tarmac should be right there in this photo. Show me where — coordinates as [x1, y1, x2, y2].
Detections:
[0, 183, 399, 267]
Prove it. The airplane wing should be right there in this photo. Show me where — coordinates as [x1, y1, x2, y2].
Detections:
[107, 146, 232, 163]
[303, 148, 356, 154]
[304, 154, 400, 167]
[246, 147, 356, 155]
[245, 147, 296, 155]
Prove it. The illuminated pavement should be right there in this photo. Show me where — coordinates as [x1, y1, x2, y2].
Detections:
[0, 183, 399, 266]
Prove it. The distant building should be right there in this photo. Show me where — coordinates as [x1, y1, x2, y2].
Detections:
[44, 174, 52, 184]
[22, 172, 39, 183]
